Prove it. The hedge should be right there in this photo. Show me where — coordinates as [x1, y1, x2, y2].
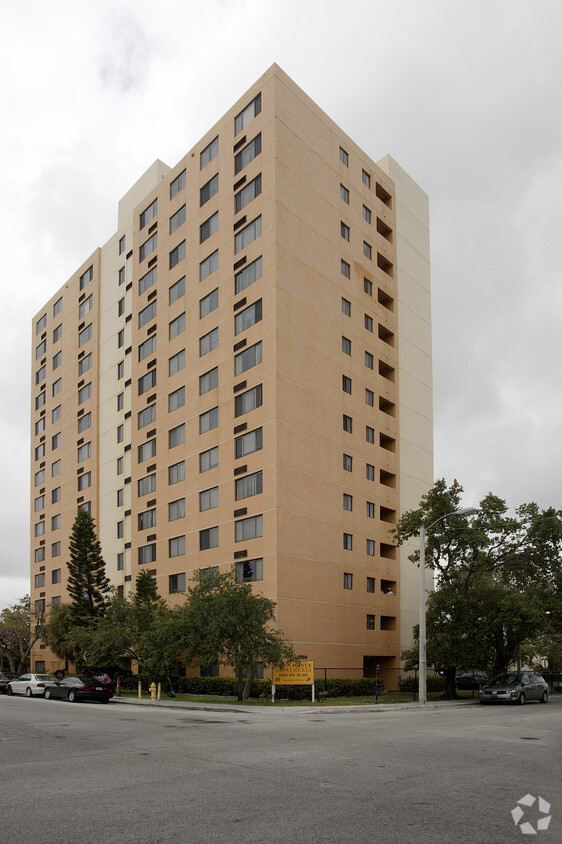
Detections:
[398, 674, 445, 692]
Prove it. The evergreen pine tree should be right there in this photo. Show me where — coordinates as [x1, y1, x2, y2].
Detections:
[66, 509, 110, 621]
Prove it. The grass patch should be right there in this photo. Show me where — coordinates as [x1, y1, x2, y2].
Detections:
[116, 689, 479, 706]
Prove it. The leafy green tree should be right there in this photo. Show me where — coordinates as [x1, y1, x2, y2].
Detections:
[46, 602, 77, 668]
[182, 568, 295, 700]
[394, 480, 562, 697]
[0, 596, 45, 674]
[66, 509, 110, 621]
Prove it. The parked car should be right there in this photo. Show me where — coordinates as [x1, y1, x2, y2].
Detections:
[6, 673, 56, 697]
[0, 672, 18, 693]
[44, 676, 113, 704]
[455, 670, 489, 690]
[479, 672, 549, 705]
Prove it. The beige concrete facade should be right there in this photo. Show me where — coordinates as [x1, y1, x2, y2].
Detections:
[30, 65, 433, 681]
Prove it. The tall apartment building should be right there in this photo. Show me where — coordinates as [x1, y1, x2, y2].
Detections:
[30, 65, 432, 678]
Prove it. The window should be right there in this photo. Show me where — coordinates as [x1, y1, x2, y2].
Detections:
[140, 233, 157, 262]
[199, 367, 218, 395]
[200, 327, 219, 357]
[138, 473, 156, 496]
[235, 216, 261, 253]
[52, 378, 62, 396]
[52, 568, 62, 584]
[365, 352, 374, 370]
[343, 414, 352, 433]
[34, 521, 45, 537]
[363, 205, 371, 224]
[341, 260, 350, 279]
[34, 548, 45, 563]
[36, 313, 47, 334]
[119, 235, 126, 254]
[364, 277, 373, 295]
[200, 173, 218, 206]
[117, 361, 124, 379]
[138, 404, 156, 428]
[117, 457, 123, 475]
[77, 442, 91, 461]
[234, 341, 262, 375]
[52, 403, 62, 423]
[169, 204, 186, 235]
[139, 335, 157, 361]
[236, 471, 263, 500]
[200, 135, 218, 168]
[342, 375, 352, 394]
[169, 349, 185, 376]
[343, 453, 352, 472]
[79, 266, 93, 290]
[35, 392, 46, 410]
[169, 571, 186, 591]
[365, 389, 374, 407]
[366, 501, 375, 519]
[117, 554, 124, 571]
[35, 574, 45, 588]
[169, 276, 185, 304]
[117, 489, 123, 507]
[235, 514, 263, 542]
[78, 383, 91, 403]
[199, 406, 218, 434]
[339, 147, 349, 166]
[200, 250, 218, 281]
[364, 314, 373, 332]
[366, 540, 375, 556]
[78, 353, 92, 376]
[35, 443, 45, 460]
[138, 439, 156, 463]
[169, 240, 186, 269]
[35, 599, 46, 614]
[340, 184, 350, 203]
[366, 426, 375, 444]
[235, 300, 262, 335]
[52, 539, 61, 556]
[168, 386, 185, 411]
[168, 461, 185, 485]
[78, 502, 91, 514]
[366, 463, 375, 481]
[169, 423, 185, 448]
[200, 486, 218, 511]
[235, 427, 262, 459]
[362, 169, 371, 188]
[140, 198, 158, 229]
[138, 370, 157, 395]
[200, 211, 219, 243]
[343, 572, 353, 589]
[343, 494, 353, 511]
[36, 365, 46, 384]
[200, 526, 219, 550]
[169, 498, 185, 521]
[138, 509, 156, 530]
[170, 169, 186, 199]
[366, 614, 375, 630]
[139, 301, 157, 328]
[35, 417, 45, 435]
[117, 328, 125, 348]
[200, 288, 218, 318]
[36, 340, 46, 359]
[341, 221, 350, 241]
[343, 533, 352, 550]
[78, 472, 91, 491]
[138, 544, 156, 565]
[52, 486, 61, 503]
[342, 336, 351, 355]
[78, 412, 91, 433]
[235, 256, 262, 294]
[341, 298, 351, 317]
[117, 426, 125, 445]
[119, 267, 125, 286]
[139, 267, 157, 296]
[35, 469, 45, 486]
[235, 174, 262, 213]
[363, 242, 372, 260]
[235, 384, 262, 417]
[35, 495, 45, 512]
[200, 446, 218, 473]
[235, 92, 261, 134]
[236, 558, 263, 583]
[234, 133, 262, 174]
[169, 312, 186, 339]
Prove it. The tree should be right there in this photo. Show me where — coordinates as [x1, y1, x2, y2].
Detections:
[46, 602, 77, 668]
[0, 597, 45, 674]
[394, 480, 562, 697]
[182, 568, 296, 700]
[66, 509, 110, 621]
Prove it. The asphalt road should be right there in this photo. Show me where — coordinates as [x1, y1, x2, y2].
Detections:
[1, 694, 560, 843]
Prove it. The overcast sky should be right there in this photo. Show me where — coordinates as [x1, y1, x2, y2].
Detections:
[1, 0, 561, 609]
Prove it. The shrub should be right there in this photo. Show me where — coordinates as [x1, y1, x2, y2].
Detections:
[398, 674, 445, 692]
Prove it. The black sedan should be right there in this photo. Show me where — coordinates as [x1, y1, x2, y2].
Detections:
[44, 676, 113, 704]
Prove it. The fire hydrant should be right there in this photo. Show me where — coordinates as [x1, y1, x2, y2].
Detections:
[149, 682, 157, 701]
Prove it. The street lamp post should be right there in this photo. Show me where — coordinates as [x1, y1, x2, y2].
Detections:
[418, 507, 478, 705]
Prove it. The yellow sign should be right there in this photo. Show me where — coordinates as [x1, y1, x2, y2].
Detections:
[272, 661, 314, 685]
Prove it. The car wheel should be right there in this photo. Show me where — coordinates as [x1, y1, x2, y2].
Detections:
[7, 686, 13, 695]
[540, 690, 548, 704]
[45, 689, 51, 700]
[26, 687, 33, 698]
[68, 690, 76, 703]
[518, 692, 526, 705]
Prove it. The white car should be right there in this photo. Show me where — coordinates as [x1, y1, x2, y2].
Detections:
[7, 673, 56, 697]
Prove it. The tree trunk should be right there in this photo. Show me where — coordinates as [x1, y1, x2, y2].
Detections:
[242, 666, 256, 700]
[237, 670, 245, 702]
[444, 666, 458, 699]
[165, 671, 176, 697]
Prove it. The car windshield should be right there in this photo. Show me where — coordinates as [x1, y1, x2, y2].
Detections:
[36, 675, 56, 681]
[489, 674, 522, 685]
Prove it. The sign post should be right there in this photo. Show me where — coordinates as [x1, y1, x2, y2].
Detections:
[271, 661, 314, 702]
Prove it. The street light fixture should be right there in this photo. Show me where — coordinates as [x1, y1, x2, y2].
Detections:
[418, 507, 478, 705]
